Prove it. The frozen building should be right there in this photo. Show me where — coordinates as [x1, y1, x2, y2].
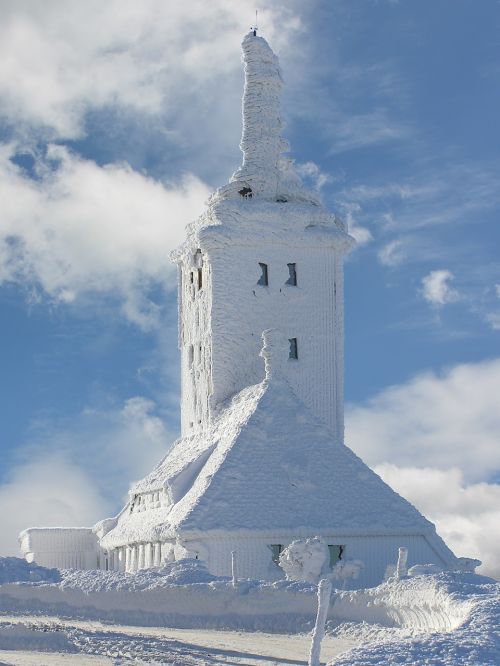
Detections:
[20, 31, 460, 587]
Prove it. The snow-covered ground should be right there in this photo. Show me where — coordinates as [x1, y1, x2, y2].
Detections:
[0, 557, 498, 665]
[0, 616, 360, 665]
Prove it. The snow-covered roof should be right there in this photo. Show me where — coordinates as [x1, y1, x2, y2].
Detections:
[101, 332, 448, 551]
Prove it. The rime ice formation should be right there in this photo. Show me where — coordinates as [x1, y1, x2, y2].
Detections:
[234, 33, 286, 198]
[20, 31, 462, 588]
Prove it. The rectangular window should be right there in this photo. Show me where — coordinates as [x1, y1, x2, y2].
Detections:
[270, 544, 283, 564]
[258, 262, 269, 286]
[286, 263, 297, 286]
[289, 337, 298, 359]
[328, 545, 344, 568]
[197, 268, 203, 290]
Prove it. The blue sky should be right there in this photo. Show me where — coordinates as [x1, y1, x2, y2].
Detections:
[0, 1, 499, 576]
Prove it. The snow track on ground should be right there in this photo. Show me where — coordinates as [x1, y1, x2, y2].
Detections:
[0, 616, 360, 665]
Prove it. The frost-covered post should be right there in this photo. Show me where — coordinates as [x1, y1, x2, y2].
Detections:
[396, 547, 408, 579]
[278, 537, 330, 584]
[308, 578, 332, 666]
[231, 550, 237, 587]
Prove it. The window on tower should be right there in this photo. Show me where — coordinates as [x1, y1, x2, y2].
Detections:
[289, 338, 298, 359]
[286, 263, 297, 286]
[328, 545, 345, 568]
[269, 544, 283, 564]
[197, 268, 203, 290]
[258, 262, 269, 286]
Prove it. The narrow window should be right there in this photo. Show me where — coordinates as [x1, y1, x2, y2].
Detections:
[258, 262, 268, 286]
[270, 544, 283, 564]
[190, 271, 194, 284]
[188, 345, 194, 368]
[286, 262, 297, 286]
[328, 545, 344, 568]
[197, 267, 203, 290]
[289, 337, 298, 359]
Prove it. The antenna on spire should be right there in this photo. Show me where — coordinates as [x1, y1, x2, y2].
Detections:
[251, 9, 258, 36]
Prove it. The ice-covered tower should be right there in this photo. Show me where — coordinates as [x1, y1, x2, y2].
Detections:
[171, 32, 354, 441]
[22, 31, 462, 584]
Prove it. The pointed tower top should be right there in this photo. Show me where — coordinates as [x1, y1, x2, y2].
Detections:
[231, 31, 289, 199]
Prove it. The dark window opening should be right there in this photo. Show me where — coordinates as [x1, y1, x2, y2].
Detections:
[286, 263, 297, 286]
[197, 268, 203, 290]
[276, 195, 288, 203]
[270, 544, 283, 564]
[289, 337, 298, 359]
[188, 345, 194, 368]
[238, 186, 253, 198]
[190, 271, 194, 284]
[328, 545, 344, 568]
[258, 262, 268, 286]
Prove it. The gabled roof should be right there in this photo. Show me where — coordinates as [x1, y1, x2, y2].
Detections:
[100, 333, 451, 553]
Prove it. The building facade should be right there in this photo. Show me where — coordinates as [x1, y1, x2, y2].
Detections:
[20, 32, 461, 588]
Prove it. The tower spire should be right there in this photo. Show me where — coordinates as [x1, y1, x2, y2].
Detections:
[251, 9, 258, 36]
[231, 30, 289, 199]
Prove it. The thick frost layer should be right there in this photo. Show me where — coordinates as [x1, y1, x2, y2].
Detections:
[232, 32, 286, 199]
[279, 537, 330, 583]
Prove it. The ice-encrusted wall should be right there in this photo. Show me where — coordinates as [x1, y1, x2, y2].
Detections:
[178, 248, 212, 435]
[19, 528, 99, 570]
[209, 240, 345, 439]
[181, 533, 455, 588]
[174, 201, 351, 440]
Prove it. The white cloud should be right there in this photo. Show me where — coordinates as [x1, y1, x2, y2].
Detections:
[486, 313, 500, 331]
[346, 357, 500, 483]
[347, 359, 500, 579]
[0, 143, 211, 327]
[375, 464, 500, 579]
[378, 239, 406, 266]
[0, 396, 173, 557]
[0, 454, 113, 557]
[420, 269, 459, 306]
[339, 202, 373, 246]
[0, 1, 300, 139]
[295, 161, 332, 191]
